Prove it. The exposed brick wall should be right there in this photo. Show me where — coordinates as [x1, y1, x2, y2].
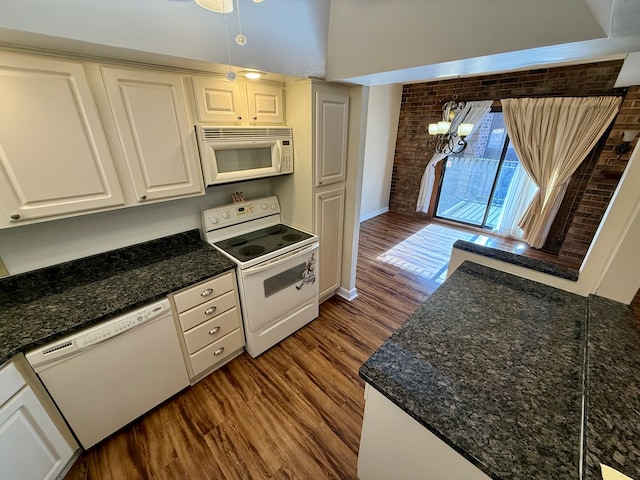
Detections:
[558, 86, 640, 262]
[390, 60, 630, 262]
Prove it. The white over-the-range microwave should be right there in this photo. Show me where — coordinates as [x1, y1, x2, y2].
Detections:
[196, 125, 294, 186]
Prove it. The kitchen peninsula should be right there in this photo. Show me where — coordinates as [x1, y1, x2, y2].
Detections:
[359, 261, 640, 480]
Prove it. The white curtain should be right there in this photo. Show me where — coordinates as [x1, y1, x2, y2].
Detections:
[493, 162, 537, 238]
[416, 100, 493, 212]
[502, 96, 622, 248]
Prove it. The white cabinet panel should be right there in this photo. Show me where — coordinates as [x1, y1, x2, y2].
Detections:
[100, 67, 204, 202]
[191, 76, 284, 125]
[314, 90, 349, 186]
[0, 359, 78, 480]
[246, 83, 284, 125]
[192, 77, 248, 124]
[0, 52, 124, 224]
[315, 187, 345, 300]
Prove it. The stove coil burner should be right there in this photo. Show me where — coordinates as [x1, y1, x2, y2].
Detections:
[282, 234, 302, 242]
[239, 245, 266, 257]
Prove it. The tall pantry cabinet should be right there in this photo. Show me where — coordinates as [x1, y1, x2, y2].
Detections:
[273, 80, 349, 302]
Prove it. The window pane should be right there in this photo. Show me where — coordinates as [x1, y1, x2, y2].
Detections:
[435, 113, 502, 226]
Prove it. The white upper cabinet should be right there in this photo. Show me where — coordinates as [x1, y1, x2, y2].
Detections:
[192, 77, 248, 124]
[191, 76, 284, 125]
[314, 90, 349, 186]
[246, 83, 285, 125]
[99, 66, 204, 202]
[0, 52, 124, 225]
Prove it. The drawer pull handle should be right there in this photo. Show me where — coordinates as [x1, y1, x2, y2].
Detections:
[201, 288, 214, 297]
[204, 306, 217, 315]
[213, 347, 225, 356]
[209, 326, 221, 335]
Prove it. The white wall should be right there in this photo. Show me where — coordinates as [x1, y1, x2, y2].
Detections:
[326, 0, 604, 82]
[0, 180, 271, 275]
[359, 84, 402, 222]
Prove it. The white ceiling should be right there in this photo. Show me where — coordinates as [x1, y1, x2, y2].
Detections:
[0, 0, 639, 86]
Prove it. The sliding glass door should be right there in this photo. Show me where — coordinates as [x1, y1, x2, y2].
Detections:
[434, 112, 528, 232]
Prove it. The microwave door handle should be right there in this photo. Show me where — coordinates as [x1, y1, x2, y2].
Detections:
[243, 242, 319, 276]
[275, 145, 282, 172]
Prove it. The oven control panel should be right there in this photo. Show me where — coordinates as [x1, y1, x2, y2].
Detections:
[203, 196, 280, 230]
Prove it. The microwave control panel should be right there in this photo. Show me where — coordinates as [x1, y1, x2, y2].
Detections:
[281, 140, 293, 173]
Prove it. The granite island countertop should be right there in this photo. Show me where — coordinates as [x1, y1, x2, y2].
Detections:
[360, 261, 640, 480]
[0, 229, 236, 364]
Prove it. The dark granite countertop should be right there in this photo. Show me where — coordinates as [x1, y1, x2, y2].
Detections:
[452, 239, 580, 281]
[361, 261, 640, 480]
[0, 229, 236, 364]
[585, 296, 640, 480]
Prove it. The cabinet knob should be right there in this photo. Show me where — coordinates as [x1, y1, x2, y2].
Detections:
[201, 288, 214, 297]
[319, 181, 323, 185]
[237, 116, 242, 121]
[213, 347, 225, 356]
[204, 306, 217, 316]
[253, 116, 257, 121]
[9, 213, 20, 220]
[209, 326, 221, 335]
[140, 195, 147, 200]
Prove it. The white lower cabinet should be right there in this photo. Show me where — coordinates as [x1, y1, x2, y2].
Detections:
[358, 384, 491, 480]
[0, 356, 79, 480]
[315, 187, 345, 301]
[169, 271, 245, 383]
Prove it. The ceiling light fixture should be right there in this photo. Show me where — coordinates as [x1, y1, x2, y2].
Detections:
[194, 0, 233, 13]
[428, 99, 473, 155]
[239, 70, 266, 80]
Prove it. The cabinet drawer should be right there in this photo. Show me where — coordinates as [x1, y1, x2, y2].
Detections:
[189, 329, 244, 377]
[173, 272, 235, 313]
[0, 362, 26, 406]
[178, 290, 237, 331]
[183, 307, 241, 354]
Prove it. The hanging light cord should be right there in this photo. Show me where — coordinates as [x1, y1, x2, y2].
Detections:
[223, 11, 232, 69]
[236, 0, 243, 37]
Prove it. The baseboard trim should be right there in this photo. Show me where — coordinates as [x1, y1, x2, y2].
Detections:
[360, 207, 389, 223]
[337, 286, 358, 301]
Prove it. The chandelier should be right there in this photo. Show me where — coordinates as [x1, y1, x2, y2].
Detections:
[428, 100, 473, 155]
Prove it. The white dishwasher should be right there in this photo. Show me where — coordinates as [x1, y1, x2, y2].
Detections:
[26, 298, 189, 449]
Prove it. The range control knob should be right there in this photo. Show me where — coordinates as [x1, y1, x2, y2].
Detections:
[270, 203, 277, 210]
[261, 203, 267, 210]
[210, 217, 218, 225]
[222, 211, 229, 219]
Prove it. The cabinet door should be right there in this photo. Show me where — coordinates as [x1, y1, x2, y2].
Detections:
[246, 84, 284, 125]
[315, 187, 345, 301]
[101, 67, 204, 202]
[0, 386, 76, 480]
[192, 77, 248, 124]
[314, 90, 349, 187]
[0, 53, 124, 224]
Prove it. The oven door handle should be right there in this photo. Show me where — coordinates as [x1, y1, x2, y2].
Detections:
[243, 242, 319, 276]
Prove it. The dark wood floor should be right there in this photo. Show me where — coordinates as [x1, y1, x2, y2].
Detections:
[64, 212, 590, 479]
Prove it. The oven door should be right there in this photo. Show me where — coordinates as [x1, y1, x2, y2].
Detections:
[239, 242, 319, 333]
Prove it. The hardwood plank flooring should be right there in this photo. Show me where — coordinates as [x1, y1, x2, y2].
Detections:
[64, 212, 581, 480]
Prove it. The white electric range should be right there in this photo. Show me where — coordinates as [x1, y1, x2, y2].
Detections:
[202, 196, 319, 357]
